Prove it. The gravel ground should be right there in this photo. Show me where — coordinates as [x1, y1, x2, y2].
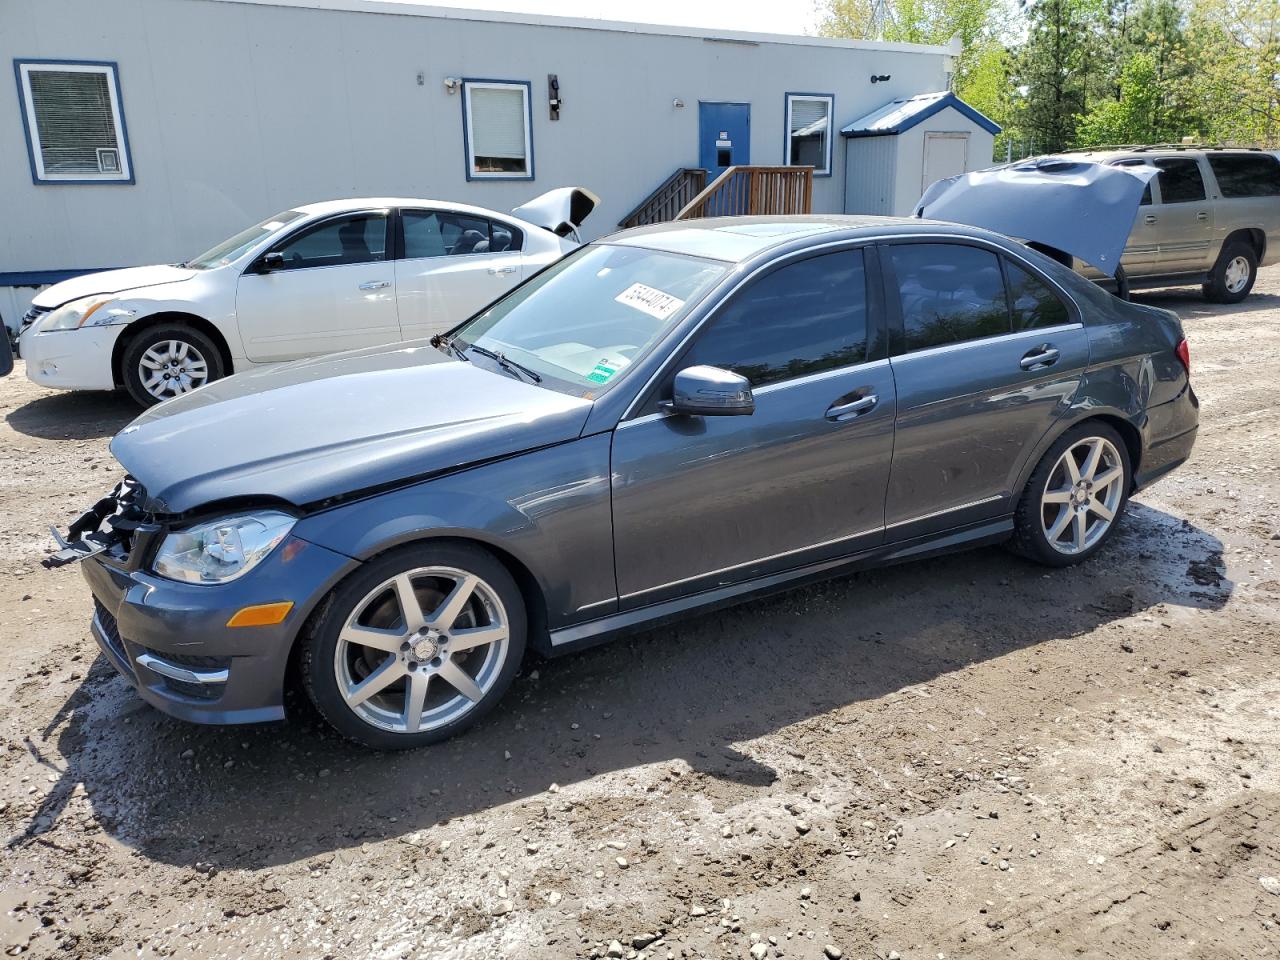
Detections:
[1, 270, 1278, 960]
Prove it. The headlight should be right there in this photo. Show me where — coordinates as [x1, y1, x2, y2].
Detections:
[152, 511, 296, 584]
[41, 296, 136, 332]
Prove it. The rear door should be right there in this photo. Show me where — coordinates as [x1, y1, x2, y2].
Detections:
[881, 240, 1090, 539]
[394, 209, 526, 341]
[610, 247, 895, 607]
[235, 211, 399, 362]
[1149, 156, 1215, 274]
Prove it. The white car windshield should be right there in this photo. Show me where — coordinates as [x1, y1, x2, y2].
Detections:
[451, 244, 728, 396]
[185, 211, 305, 269]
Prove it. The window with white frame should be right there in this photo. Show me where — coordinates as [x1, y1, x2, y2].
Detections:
[16, 60, 133, 183]
[463, 80, 533, 180]
[785, 94, 834, 177]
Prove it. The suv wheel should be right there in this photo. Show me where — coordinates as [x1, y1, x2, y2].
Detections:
[121, 323, 225, 406]
[1010, 422, 1132, 567]
[1203, 241, 1257, 304]
[301, 542, 526, 750]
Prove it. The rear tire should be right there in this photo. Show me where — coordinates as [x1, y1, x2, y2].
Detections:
[1202, 241, 1257, 304]
[121, 323, 225, 407]
[301, 542, 526, 750]
[1010, 422, 1132, 567]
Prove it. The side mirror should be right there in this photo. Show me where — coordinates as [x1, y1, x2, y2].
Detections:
[260, 251, 285, 272]
[663, 365, 754, 417]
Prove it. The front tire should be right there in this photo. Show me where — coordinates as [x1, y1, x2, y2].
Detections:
[1203, 241, 1257, 304]
[121, 323, 225, 407]
[301, 542, 526, 750]
[1010, 422, 1132, 567]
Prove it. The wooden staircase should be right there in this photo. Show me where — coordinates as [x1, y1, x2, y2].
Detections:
[617, 168, 708, 228]
[675, 166, 813, 220]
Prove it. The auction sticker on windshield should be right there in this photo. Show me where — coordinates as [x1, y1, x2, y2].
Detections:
[614, 282, 685, 320]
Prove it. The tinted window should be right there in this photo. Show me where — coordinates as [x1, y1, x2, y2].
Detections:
[403, 211, 522, 259]
[1154, 158, 1206, 204]
[271, 213, 387, 270]
[1207, 153, 1280, 198]
[889, 244, 1010, 352]
[682, 250, 868, 388]
[1006, 263, 1070, 331]
[1112, 159, 1153, 205]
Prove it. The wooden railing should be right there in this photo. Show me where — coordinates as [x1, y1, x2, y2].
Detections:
[617, 168, 709, 228]
[675, 166, 814, 220]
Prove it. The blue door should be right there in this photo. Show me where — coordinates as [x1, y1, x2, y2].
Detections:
[699, 102, 750, 178]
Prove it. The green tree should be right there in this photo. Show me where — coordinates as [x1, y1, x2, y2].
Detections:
[1183, 0, 1280, 144]
[1010, 0, 1104, 153]
[1075, 52, 1176, 144]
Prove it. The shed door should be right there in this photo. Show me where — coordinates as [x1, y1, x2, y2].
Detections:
[922, 132, 969, 194]
[699, 102, 750, 178]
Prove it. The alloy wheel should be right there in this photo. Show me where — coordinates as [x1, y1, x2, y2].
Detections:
[333, 566, 510, 734]
[1040, 436, 1125, 556]
[1224, 255, 1251, 294]
[138, 340, 209, 400]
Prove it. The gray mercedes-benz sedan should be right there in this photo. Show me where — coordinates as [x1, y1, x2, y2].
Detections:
[50, 216, 1198, 749]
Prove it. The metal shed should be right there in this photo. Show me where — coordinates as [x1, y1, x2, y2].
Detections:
[842, 91, 1000, 216]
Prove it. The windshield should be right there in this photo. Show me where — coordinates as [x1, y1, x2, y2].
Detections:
[185, 210, 305, 269]
[452, 244, 728, 396]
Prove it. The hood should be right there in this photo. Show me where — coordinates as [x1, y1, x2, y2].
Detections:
[512, 187, 600, 238]
[32, 264, 199, 308]
[110, 342, 593, 514]
[915, 157, 1159, 277]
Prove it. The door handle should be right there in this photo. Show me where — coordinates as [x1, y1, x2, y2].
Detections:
[1020, 345, 1060, 370]
[1196, 212, 1209, 222]
[487, 265, 518, 276]
[1144, 215, 1158, 225]
[358, 280, 391, 290]
[825, 394, 878, 421]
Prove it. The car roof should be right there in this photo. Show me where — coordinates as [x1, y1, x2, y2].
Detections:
[607, 215, 1001, 263]
[289, 197, 530, 224]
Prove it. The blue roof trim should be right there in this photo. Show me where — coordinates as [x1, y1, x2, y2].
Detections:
[0, 268, 117, 287]
[841, 91, 1001, 138]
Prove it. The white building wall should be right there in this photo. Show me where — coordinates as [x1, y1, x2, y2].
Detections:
[0, 0, 954, 327]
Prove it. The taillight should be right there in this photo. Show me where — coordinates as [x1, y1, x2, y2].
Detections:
[1175, 338, 1190, 376]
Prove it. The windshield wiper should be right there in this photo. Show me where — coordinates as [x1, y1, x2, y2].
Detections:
[432, 334, 470, 363]
[467, 344, 542, 384]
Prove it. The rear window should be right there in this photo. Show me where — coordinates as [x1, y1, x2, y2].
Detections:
[1207, 153, 1280, 198]
[1154, 157, 1206, 204]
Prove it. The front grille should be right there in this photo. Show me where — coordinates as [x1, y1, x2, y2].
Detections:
[92, 599, 128, 664]
[141, 648, 230, 670]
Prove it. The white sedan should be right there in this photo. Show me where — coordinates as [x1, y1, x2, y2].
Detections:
[18, 188, 597, 406]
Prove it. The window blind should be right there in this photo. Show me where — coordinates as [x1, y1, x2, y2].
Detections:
[28, 69, 121, 175]
[790, 98, 830, 137]
[470, 86, 527, 161]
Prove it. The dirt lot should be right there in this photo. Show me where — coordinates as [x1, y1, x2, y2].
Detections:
[1, 270, 1278, 960]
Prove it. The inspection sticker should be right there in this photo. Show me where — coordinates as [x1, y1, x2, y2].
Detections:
[614, 282, 685, 320]
[586, 361, 620, 384]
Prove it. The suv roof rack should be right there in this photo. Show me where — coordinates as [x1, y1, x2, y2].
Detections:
[1060, 143, 1267, 154]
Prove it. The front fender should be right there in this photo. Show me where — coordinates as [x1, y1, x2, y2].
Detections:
[290, 434, 617, 634]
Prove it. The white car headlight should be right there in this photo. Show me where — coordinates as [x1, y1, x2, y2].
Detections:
[152, 511, 296, 584]
[41, 296, 136, 332]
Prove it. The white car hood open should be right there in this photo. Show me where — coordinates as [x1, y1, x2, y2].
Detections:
[32, 264, 198, 309]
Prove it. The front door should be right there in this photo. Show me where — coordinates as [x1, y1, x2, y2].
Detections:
[611, 247, 894, 608]
[395, 209, 527, 341]
[1149, 156, 1215, 274]
[922, 132, 969, 195]
[699, 102, 750, 178]
[235, 211, 400, 362]
[880, 241, 1090, 538]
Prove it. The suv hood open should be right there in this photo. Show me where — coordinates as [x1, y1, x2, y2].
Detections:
[110, 343, 593, 514]
[32, 265, 198, 309]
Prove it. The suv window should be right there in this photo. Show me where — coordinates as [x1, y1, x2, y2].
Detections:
[1154, 157, 1207, 204]
[1207, 153, 1280, 198]
[1006, 262, 1070, 330]
[403, 210, 523, 258]
[680, 250, 868, 388]
[889, 243, 1010, 352]
[271, 213, 388, 270]
[1111, 159, 1152, 205]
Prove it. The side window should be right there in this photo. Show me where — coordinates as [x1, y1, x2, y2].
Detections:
[1207, 153, 1280, 198]
[403, 212, 524, 258]
[1006, 262, 1070, 331]
[271, 213, 387, 270]
[1154, 157, 1206, 204]
[681, 250, 868, 388]
[1111, 159, 1152, 205]
[888, 243, 1010, 352]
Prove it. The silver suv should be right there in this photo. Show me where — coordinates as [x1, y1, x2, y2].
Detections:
[1067, 146, 1280, 302]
